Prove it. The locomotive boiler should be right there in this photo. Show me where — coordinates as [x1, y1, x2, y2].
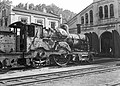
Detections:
[0, 21, 94, 69]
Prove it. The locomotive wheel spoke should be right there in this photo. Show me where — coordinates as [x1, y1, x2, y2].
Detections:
[53, 48, 70, 66]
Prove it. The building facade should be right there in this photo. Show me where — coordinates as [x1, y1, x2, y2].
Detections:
[67, 0, 120, 57]
[0, 3, 61, 31]
[0, 2, 61, 52]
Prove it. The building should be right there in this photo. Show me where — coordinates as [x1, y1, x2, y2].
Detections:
[0, 3, 61, 31]
[67, 0, 120, 57]
[0, 2, 61, 52]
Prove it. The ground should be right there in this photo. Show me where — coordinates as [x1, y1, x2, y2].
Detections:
[36, 69, 120, 86]
[0, 57, 120, 86]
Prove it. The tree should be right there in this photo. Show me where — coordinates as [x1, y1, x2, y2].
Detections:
[24, 3, 29, 10]
[34, 4, 43, 12]
[1, 0, 12, 5]
[16, 3, 24, 9]
[29, 3, 34, 10]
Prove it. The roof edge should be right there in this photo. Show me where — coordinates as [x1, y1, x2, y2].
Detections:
[12, 7, 60, 19]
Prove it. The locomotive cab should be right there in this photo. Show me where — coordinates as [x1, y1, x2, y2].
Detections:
[9, 21, 28, 52]
[9, 21, 43, 52]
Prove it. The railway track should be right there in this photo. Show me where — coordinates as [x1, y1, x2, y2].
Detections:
[0, 63, 120, 86]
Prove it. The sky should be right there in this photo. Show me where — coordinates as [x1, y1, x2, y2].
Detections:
[10, 0, 93, 13]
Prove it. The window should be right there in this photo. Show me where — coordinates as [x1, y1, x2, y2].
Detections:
[36, 19, 43, 25]
[89, 10, 93, 24]
[85, 13, 88, 24]
[81, 16, 84, 24]
[0, 19, 2, 26]
[5, 17, 8, 27]
[77, 24, 81, 34]
[51, 22, 56, 29]
[27, 25, 35, 37]
[1, 8, 7, 27]
[17, 28, 20, 35]
[99, 6, 103, 19]
[110, 4, 114, 18]
[104, 5, 108, 18]
[2, 9, 6, 17]
[0, 17, 8, 27]
[21, 17, 27, 23]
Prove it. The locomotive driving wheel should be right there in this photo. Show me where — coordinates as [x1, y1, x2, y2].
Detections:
[31, 48, 46, 68]
[87, 53, 94, 63]
[53, 48, 70, 66]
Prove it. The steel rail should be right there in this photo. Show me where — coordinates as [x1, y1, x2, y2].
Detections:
[0, 64, 120, 86]
[110, 83, 120, 86]
[106, 82, 120, 86]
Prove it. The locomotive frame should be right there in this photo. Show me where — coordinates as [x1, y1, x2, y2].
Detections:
[0, 21, 94, 69]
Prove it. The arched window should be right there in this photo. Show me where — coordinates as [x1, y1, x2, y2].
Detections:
[104, 5, 108, 18]
[90, 10, 93, 24]
[81, 16, 84, 24]
[99, 6, 103, 19]
[85, 13, 88, 24]
[110, 4, 114, 18]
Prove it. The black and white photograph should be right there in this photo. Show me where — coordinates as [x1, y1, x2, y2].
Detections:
[0, 0, 120, 86]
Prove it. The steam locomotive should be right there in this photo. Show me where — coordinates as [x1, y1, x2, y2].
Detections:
[0, 21, 94, 69]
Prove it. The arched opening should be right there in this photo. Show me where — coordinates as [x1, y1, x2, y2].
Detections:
[85, 32, 99, 53]
[112, 30, 120, 58]
[92, 32, 100, 53]
[100, 31, 112, 54]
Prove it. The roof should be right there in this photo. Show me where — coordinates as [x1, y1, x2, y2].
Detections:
[9, 21, 25, 28]
[67, 3, 93, 25]
[12, 7, 60, 19]
[9, 21, 43, 28]
[30, 23, 43, 27]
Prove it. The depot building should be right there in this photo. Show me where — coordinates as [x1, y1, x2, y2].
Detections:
[67, 0, 120, 58]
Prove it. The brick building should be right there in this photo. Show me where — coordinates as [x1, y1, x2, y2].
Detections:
[67, 0, 120, 57]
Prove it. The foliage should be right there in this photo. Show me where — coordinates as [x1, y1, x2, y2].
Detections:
[0, 0, 12, 5]
[16, 3, 24, 9]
